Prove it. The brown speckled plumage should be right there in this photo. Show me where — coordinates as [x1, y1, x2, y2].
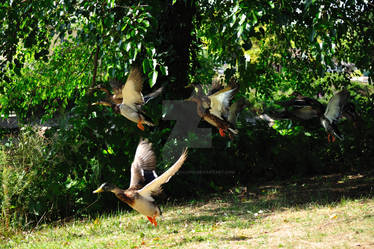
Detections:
[93, 139, 188, 226]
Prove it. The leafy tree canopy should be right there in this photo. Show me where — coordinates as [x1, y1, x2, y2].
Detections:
[1, 0, 373, 119]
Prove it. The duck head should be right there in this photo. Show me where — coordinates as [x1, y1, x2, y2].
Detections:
[112, 104, 121, 114]
[93, 182, 116, 193]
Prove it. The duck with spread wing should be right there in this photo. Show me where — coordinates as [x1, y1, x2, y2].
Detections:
[92, 67, 163, 131]
[93, 139, 187, 226]
[186, 79, 240, 138]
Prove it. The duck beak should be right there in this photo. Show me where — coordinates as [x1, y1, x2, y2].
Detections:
[93, 186, 104, 194]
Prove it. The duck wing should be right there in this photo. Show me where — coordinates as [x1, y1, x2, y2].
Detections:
[91, 100, 113, 107]
[227, 97, 249, 125]
[324, 90, 350, 123]
[279, 94, 324, 120]
[122, 67, 145, 107]
[207, 77, 224, 96]
[283, 95, 323, 109]
[209, 86, 236, 120]
[129, 139, 157, 189]
[138, 149, 188, 201]
[290, 106, 322, 120]
[144, 86, 164, 104]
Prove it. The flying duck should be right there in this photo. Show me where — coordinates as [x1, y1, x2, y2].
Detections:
[186, 81, 239, 138]
[93, 139, 188, 226]
[272, 92, 325, 121]
[92, 67, 163, 131]
[320, 90, 358, 142]
[273, 90, 358, 142]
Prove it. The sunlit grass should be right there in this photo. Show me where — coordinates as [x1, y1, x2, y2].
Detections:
[2, 171, 374, 249]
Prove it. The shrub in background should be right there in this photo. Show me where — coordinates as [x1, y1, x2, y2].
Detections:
[0, 128, 54, 233]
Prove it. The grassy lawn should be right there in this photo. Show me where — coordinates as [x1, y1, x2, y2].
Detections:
[2, 170, 374, 249]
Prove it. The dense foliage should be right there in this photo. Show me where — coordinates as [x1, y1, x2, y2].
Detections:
[1, 0, 373, 231]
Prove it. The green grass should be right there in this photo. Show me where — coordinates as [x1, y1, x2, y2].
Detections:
[1, 170, 374, 249]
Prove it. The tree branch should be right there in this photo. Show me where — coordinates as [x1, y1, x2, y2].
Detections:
[91, 44, 100, 87]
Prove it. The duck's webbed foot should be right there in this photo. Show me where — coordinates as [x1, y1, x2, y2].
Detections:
[137, 120, 145, 131]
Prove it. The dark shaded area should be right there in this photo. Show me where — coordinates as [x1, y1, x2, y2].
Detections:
[154, 0, 196, 100]
[165, 169, 374, 226]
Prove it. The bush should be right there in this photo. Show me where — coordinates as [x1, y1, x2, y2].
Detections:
[0, 128, 53, 231]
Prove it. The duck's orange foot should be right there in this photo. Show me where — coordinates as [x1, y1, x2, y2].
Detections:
[146, 216, 157, 227]
[152, 216, 157, 227]
[218, 128, 225, 137]
[137, 120, 145, 131]
[327, 134, 336, 143]
[147, 216, 153, 223]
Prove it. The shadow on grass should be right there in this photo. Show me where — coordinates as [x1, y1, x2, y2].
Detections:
[122, 169, 374, 247]
[252, 169, 374, 205]
[165, 169, 374, 226]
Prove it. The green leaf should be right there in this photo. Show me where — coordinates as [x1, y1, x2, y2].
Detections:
[237, 25, 244, 38]
[143, 20, 150, 27]
[160, 65, 168, 76]
[239, 14, 246, 25]
[252, 10, 258, 24]
[149, 70, 158, 87]
[125, 42, 131, 52]
[232, 5, 239, 14]
[107, 0, 115, 8]
[107, 146, 114, 154]
[152, 59, 157, 69]
[142, 59, 151, 73]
